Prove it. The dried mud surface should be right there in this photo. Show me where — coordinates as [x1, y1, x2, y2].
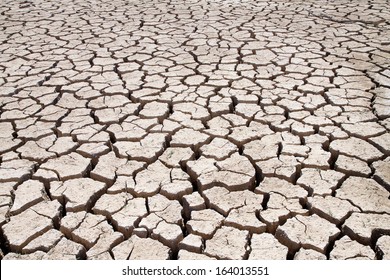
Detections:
[0, 0, 390, 260]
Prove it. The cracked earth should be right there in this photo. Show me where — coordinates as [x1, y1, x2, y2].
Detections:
[0, 0, 390, 260]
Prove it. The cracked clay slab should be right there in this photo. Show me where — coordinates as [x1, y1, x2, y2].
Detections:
[0, 0, 390, 261]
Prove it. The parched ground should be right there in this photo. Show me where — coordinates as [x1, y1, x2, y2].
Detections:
[0, 0, 390, 260]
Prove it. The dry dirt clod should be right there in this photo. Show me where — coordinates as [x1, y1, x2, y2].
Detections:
[112, 236, 171, 260]
[204, 226, 250, 260]
[249, 233, 288, 260]
[203, 186, 263, 216]
[329, 137, 383, 162]
[329, 236, 376, 260]
[50, 178, 106, 212]
[186, 209, 224, 239]
[307, 196, 359, 225]
[342, 213, 390, 245]
[2, 209, 55, 252]
[178, 234, 203, 254]
[39, 152, 91, 180]
[275, 214, 340, 254]
[293, 248, 327, 260]
[187, 153, 256, 191]
[376, 235, 390, 260]
[10, 179, 47, 215]
[336, 177, 390, 213]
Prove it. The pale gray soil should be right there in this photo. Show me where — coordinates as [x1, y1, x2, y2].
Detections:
[0, 0, 389, 260]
